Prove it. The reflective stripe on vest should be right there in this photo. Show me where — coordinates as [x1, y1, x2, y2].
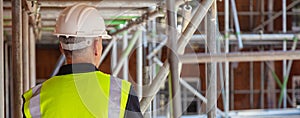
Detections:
[23, 71, 131, 118]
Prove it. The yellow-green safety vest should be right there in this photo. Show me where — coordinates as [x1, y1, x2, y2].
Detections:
[23, 71, 131, 118]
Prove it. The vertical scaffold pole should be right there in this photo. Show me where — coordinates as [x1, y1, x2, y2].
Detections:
[207, 0, 217, 117]
[12, 0, 23, 117]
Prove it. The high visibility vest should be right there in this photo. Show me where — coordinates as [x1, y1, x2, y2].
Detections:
[23, 71, 131, 118]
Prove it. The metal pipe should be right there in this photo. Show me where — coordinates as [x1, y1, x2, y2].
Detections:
[123, 31, 129, 81]
[29, 26, 36, 87]
[178, 4, 192, 79]
[22, 10, 30, 92]
[140, 61, 169, 113]
[253, 0, 300, 31]
[150, 19, 157, 82]
[282, 40, 287, 108]
[147, 20, 154, 118]
[279, 37, 298, 107]
[191, 34, 297, 41]
[282, 0, 287, 108]
[206, 11, 300, 16]
[260, 48, 265, 109]
[111, 38, 118, 71]
[207, 1, 217, 117]
[182, 83, 187, 114]
[233, 89, 295, 94]
[50, 54, 65, 77]
[264, 61, 294, 107]
[224, 0, 230, 117]
[268, 0, 274, 31]
[153, 56, 163, 67]
[180, 50, 300, 63]
[142, 29, 149, 85]
[151, 19, 157, 118]
[230, 64, 234, 110]
[146, 38, 167, 60]
[182, 4, 192, 32]
[179, 79, 207, 103]
[167, 0, 182, 117]
[283, 0, 287, 33]
[112, 30, 141, 76]
[4, 43, 9, 118]
[136, 30, 143, 100]
[260, 0, 265, 31]
[141, 32, 149, 117]
[9, 43, 13, 116]
[204, 14, 209, 115]
[38, 0, 159, 8]
[99, 38, 117, 66]
[230, 0, 243, 48]
[230, 63, 235, 110]
[249, 0, 253, 29]
[0, 0, 4, 117]
[12, 0, 23, 117]
[140, 0, 215, 114]
[219, 62, 226, 116]
[110, 11, 160, 36]
[177, 0, 214, 54]
[179, 78, 226, 117]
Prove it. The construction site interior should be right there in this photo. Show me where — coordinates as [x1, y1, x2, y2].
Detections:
[1, 0, 300, 118]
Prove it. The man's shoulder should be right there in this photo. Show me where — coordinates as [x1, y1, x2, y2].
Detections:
[109, 75, 131, 86]
[23, 84, 42, 100]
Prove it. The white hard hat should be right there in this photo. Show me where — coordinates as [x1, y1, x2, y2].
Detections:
[53, 3, 111, 39]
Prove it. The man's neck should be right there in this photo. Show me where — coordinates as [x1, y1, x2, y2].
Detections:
[66, 58, 96, 67]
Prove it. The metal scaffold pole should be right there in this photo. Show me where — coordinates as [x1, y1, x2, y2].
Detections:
[50, 54, 65, 77]
[260, 48, 265, 109]
[140, 0, 215, 114]
[99, 38, 117, 66]
[253, 0, 300, 31]
[12, 0, 23, 117]
[268, 0, 274, 31]
[230, 0, 243, 48]
[111, 37, 118, 71]
[22, 10, 30, 92]
[29, 26, 36, 87]
[179, 50, 300, 63]
[224, 0, 230, 117]
[282, 0, 287, 109]
[4, 43, 9, 118]
[0, 0, 4, 117]
[137, 29, 143, 100]
[206, 0, 217, 117]
[112, 30, 142, 76]
[167, 0, 182, 117]
[150, 19, 157, 118]
[250, 60, 254, 108]
[123, 31, 129, 81]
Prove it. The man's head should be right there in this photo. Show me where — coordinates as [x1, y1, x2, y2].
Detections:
[54, 3, 111, 66]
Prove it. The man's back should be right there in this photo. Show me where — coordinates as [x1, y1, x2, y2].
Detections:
[23, 63, 142, 118]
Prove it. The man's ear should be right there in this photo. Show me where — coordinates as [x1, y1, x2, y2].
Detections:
[93, 39, 100, 56]
[59, 43, 64, 54]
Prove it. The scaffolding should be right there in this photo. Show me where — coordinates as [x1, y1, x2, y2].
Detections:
[2, 0, 300, 118]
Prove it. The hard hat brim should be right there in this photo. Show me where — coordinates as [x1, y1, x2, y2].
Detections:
[53, 33, 112, 39]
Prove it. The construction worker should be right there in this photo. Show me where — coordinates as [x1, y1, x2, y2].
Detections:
[23, 3, 142, 118]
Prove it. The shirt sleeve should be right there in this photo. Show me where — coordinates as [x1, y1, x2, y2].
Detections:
[22, 95, 26, 118]
[124, 86, 143, 118]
